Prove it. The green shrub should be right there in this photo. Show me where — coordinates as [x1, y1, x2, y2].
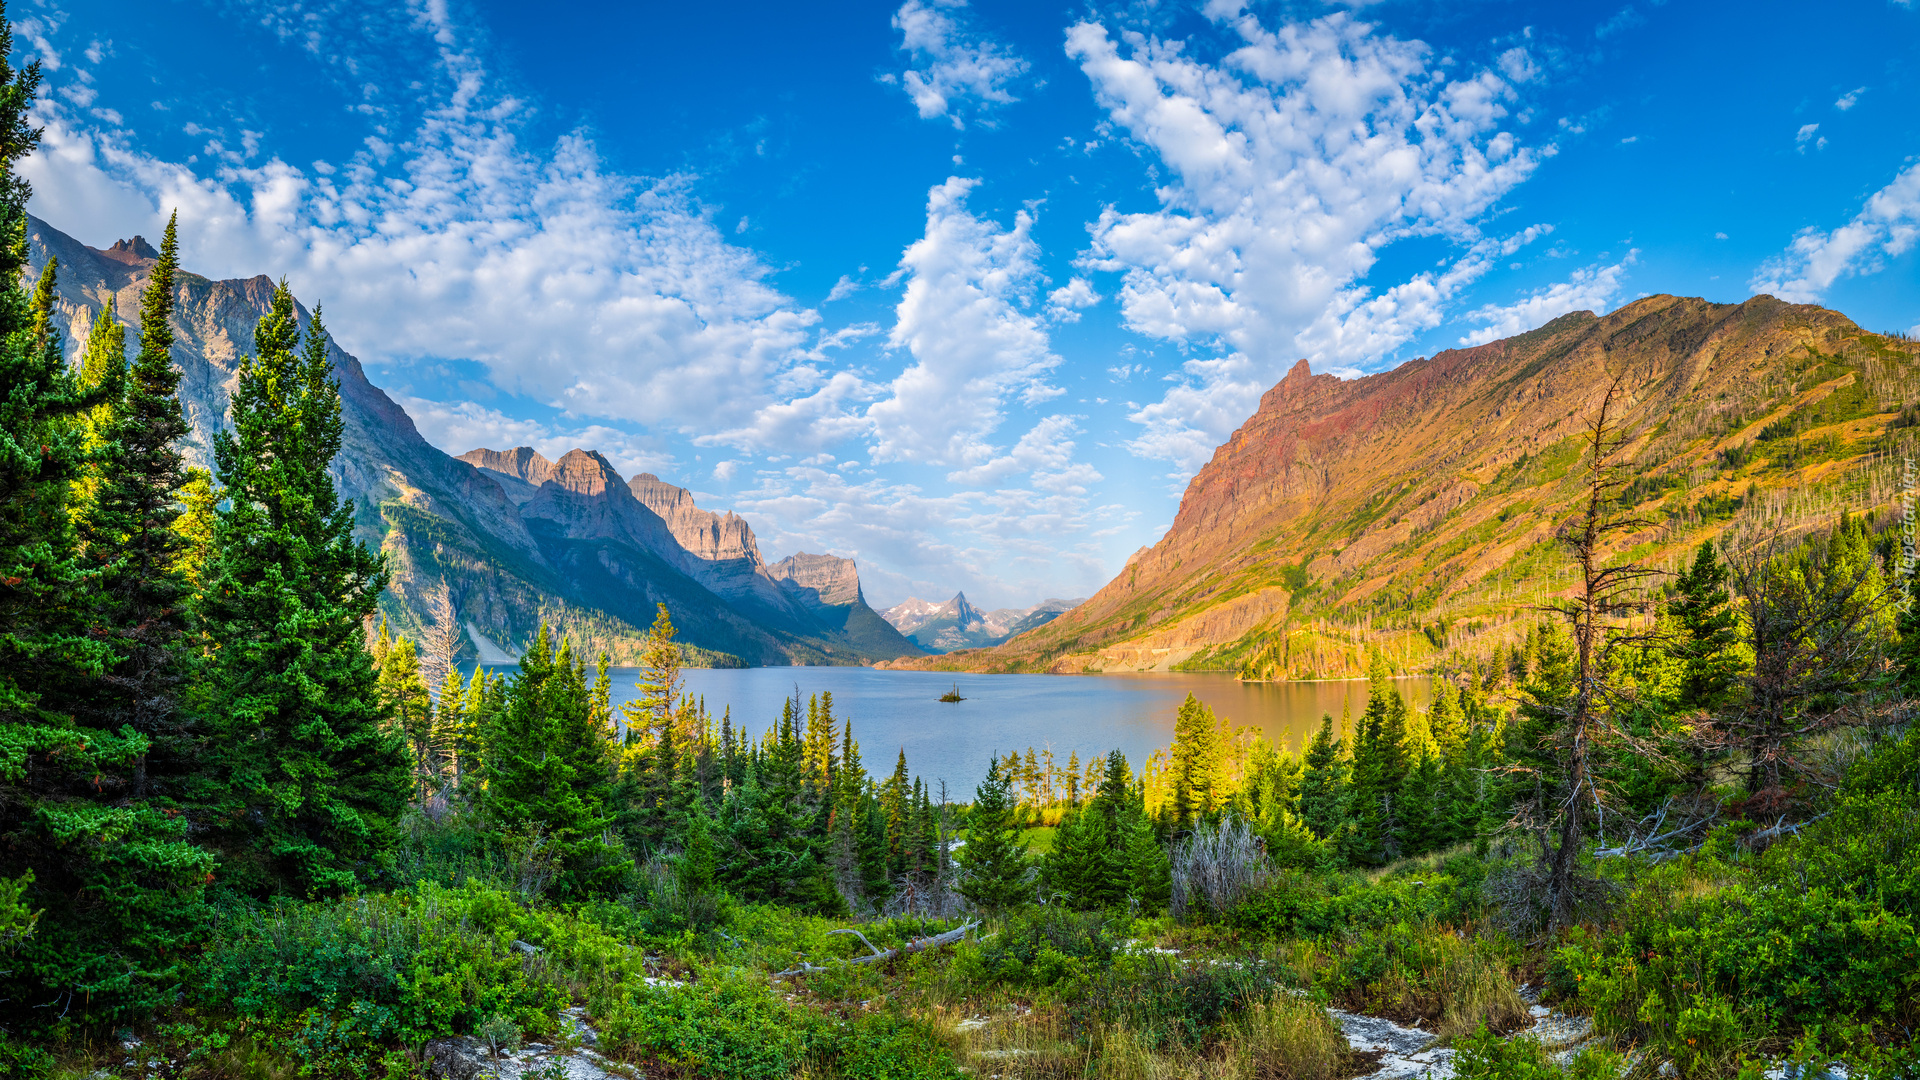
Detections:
[1453, 1025, 1557, 1080]
[1069, 955, 1279, 1052]
[955, 908, 1119, 990]
[200, 880, 659, 1075]
[596, 973, 960, 1080]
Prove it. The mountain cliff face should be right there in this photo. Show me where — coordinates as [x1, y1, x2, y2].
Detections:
[30, 215, 920, 667]
[881, 593, 1086, 653]
[888, 294, 1920, 675]
[459, 447, 921, 663]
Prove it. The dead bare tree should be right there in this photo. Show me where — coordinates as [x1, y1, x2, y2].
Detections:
[1507, 377, 1666, 931]
[418, 579, 464, 701]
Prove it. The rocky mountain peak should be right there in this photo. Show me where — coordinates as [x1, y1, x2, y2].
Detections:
[100, 236, 159, 264]
[459, 446, 555, 487]
[768, 552, 864, 611]
[545, 449, 625, 497]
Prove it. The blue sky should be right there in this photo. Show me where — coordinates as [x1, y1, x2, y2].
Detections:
[18, 0, 1920, 609]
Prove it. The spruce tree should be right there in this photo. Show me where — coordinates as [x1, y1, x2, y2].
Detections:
[481, 629, 625, 897]
[1120, 810, 1173, 911]
[1297, 714, 1346, 840]
[0, 36, 211, 1024]
[198, 286, 409, 895]
[376, 635, 435, 800]
[1667, 541, 1741, 711]
[1168, 693, 1225, 830]
[1897, 589, 1920, 699]
[722, 702, 838, 912]
[882, 747, 912, 875]
[956, 755, 1031, 913]
[85, 214, 195, 792]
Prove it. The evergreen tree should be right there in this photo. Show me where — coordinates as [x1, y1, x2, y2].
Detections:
[1668, 541, 1741, 710]
[678, 795, 719, 898]
[1345, 662, 1412, 865]
[376, 635, 435, 800]
[803, 691, 837, 799]
[722, 702, 839, 912]
[481, 629, 625, 898]
[1897, 588, 1920, 699]
[1167, 693, 1225, 829]
[1120, 810, 1172, 912]
[617, 605, 683, 852]
[0, 37, 213, 1024]
[197, 286, 409, 895]
[956, 755, 1031, 912]
[170, 468, 220, 590]
[1297, 713, 1346, 840]
[882, 747, 912, 875]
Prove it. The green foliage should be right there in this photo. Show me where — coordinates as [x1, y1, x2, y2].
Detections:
[955, 755, 1032, 912]
[198, 286, 409, 897]
[204, 879, 650, 1076]
[1071, 955, 1280, 1053]
[956, 907, 1119, 990]
[480, 628, 627, 899]
[0, 26, 215, 1028]
[598, 971, 959, 1080]
[1453, 1026, 1559, 1080]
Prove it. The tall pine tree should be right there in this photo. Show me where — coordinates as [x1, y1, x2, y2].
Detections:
[956, 755, 1031, 913]
[198, 285, 409, 895]
[0, 34, 210, 1025]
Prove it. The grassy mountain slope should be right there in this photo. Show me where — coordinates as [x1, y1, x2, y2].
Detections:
[889, 294, 1920, 676]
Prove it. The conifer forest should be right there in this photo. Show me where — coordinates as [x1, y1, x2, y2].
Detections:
[5, 7, 1920, 1080]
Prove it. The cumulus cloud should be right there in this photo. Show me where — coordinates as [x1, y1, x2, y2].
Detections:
[22, 3, 819, 447]
[1750, 162, 1920, 302]
[866, 176, 1061, 466]
[1458, 253, 1636, 345]
[397, 396, 675, 479]
[1066, 10, 1545, 471]
[1834, 87, 1866, 111]
[891, 0, 1028, 128]
[945, 414, 1102, 494]
[1045, 277, 1102, 322]
[1796, 123, 1825, 153]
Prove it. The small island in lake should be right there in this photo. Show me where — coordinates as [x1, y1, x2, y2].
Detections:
[938, 684, 965, 702]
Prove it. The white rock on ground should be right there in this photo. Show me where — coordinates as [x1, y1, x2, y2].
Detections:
[423, 1007, 630, 1080]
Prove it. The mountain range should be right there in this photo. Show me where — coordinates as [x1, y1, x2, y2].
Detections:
[878, 594, 1084, 653]
[884, 294, 1920, 676]
[28, 216, 921, 667]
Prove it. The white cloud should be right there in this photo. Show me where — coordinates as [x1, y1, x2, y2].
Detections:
[397, 396, 674, 479]
[866, 176, 1060, 466]
[1796, 122, 1823, 153]
[1750, 161, 1920, 302]
[825, 274, 860, 302]
[1834, 87, 1866, 111]
[1045, 276, 1102, 322]
[1066, 10, 1545, 471]
[1458, 253, 1636, 345]
[945, 414, 1102, 494]
[891, 0, 1028, 129]
[21, 4, 824, 455]
[1595, 7, 1645, 39]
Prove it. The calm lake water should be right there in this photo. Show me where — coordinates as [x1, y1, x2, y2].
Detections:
[484, 665, 1430, 796]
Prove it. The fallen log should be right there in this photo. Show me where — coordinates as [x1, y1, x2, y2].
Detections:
[772, 920, 979, 980]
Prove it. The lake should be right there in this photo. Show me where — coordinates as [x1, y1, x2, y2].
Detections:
[534, 666, 1433, 796]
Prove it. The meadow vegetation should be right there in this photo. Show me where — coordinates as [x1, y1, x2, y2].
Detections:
[1, 13, 1918, 1080]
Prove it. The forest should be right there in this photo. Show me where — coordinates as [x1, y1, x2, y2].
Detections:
[3, 16, 1920, 1080]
